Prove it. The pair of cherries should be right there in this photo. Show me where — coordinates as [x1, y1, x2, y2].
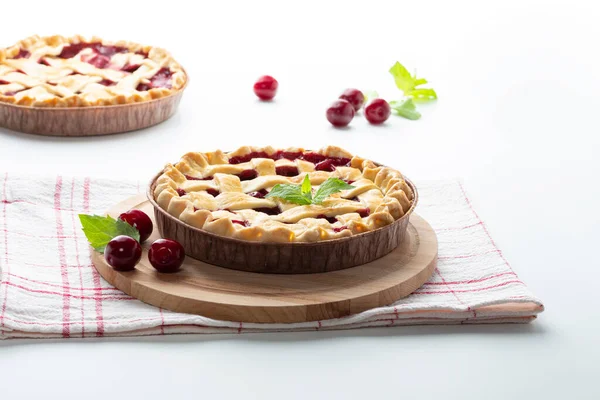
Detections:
[104, 210, 185, 273]
[327, 89, 391, 127]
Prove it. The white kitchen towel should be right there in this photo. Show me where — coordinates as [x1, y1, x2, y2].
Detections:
[0, 174, 543, 339]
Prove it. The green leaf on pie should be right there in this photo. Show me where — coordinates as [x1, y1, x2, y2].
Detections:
[301, 174, 312, 201]
[265, 183, 312, 205]
[265, 176, 355, 205]
[313, 178, 355, 204]
[389, 99, 422, 120]
[79, 214, 140, 253]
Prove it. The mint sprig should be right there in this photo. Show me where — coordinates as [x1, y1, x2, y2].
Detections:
[388, 61, 437, 120]
[266, 175, 354, 206]
[79, 214, 140, 253]
[389, 61, 437, 101]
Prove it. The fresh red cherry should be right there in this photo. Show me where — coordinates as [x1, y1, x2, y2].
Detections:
[148, 239, 186, 273]
[104, 235, 142, 271]
[119, 209, 153, 243]
[364, 98, 391, 125]
[326, 99, 355, 127]
[253, 75, 278, 100]
[339, 88, 365, 111]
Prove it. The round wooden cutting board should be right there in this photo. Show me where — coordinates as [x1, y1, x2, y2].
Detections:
[91, 195, 438, 323]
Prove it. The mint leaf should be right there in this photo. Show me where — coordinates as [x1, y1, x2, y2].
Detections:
[265, 183, 312, 205]
[265, 176, 354, 205]
[79, 214, 140, 253]
[389, 99, 422, 120]
[301, 174, 312, 202]
[389, 61, 422, 95]
[313, 178, 355, 204]
[389, 61, 437, 105]
[409, 88, 437, 103]
[116, 218, 140, 242]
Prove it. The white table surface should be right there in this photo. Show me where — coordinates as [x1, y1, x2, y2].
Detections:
[1, 1, 599, 399]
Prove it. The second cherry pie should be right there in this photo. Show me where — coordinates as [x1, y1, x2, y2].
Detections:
[0, 35, 186, 107]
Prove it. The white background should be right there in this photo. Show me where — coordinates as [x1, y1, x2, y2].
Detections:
[1, 0, 599, 399]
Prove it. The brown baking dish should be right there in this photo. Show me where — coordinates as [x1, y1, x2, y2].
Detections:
[0, 78, 187, 137]
[147, 171, 418, 274]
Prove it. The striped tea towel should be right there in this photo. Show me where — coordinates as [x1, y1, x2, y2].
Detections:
[0, 173, 544, 339]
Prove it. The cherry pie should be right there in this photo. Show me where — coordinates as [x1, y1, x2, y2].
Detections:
[0, 35, 186, 107]
[153, 146, 414, 243]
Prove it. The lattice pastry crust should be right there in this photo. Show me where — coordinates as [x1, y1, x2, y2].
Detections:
[0, 35, 186, 107]
[153, 146, 414, 243]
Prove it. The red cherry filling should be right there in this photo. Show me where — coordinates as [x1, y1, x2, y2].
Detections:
[98, 79, 115, 86]
[0, 80, 10, 85]
[228, 151, 270, 164]
[301, 152, 326, 164]
[248, 189, 269, 198]
[59, 42, 128, 59]
[237, 169, 258, 181]
[176, 188, 186, 196]
[357, 208, 370, 218]
[275, 166, 299, 177]
[118, 209, 153, 243]
[38, 58, 51, 66]
[255, 207, 281, 215]
[333, 226, 348, 233]
[104, 235, 142, 271]
[3, 91, 19, 96]
[82, 53, 111, 69]
[232, 220, 250, 227]
[135, 68, 173, 91]
[148, 239, 185, 273]
[14, 49, 30, 59]
[149, 67, 172, 89]
[136, 83, 151, 91]
[184, 174, 213, 181]
[272, 151, 303, 161]
[315, 159, 336, 172]
[228, 151, 351, 170]
[317, 214, 337, 224]
[121, 63, 140, 73]
[206, 188, 220, 197]
[229, 151, 304, 164]
[315, 157, 351, 172]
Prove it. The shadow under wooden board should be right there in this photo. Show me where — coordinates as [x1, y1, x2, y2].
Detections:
[0, 86, 185, 137]
[91, 194, 438, 323]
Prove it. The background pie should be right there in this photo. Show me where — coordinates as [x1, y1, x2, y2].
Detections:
[0, 35, 186, 107]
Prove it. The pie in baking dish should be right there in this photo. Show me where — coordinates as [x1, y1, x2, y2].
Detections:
[0, 35, 186, 107]
[153, 146, 414, 243]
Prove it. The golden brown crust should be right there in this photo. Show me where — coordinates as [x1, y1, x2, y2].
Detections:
[153, 146, 414, 243]
[0, 35, 186, 107]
